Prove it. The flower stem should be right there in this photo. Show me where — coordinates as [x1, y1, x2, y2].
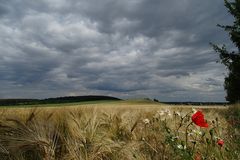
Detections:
[186, 122, 193, 148]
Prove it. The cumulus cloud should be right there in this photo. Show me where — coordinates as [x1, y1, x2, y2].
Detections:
[0, 0, 233, 101]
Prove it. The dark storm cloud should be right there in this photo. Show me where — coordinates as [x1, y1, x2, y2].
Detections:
[0, 0, 232, 101]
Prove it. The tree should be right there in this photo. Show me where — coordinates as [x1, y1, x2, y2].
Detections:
[211, 0, 240, 103]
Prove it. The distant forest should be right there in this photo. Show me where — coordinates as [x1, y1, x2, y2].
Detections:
[0, 95, 121, 106]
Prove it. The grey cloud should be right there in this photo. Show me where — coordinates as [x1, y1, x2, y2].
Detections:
[0, 0, 232, 101]
[0, 3, 8, 16]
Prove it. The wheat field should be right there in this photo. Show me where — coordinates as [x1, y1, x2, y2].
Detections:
[0, 100, 239, 160]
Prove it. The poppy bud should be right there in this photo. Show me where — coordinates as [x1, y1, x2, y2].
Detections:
[194, 153, 202, 160]
[217, 139, 224, 147]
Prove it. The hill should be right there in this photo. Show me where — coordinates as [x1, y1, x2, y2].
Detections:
[0, 95, 121, 106]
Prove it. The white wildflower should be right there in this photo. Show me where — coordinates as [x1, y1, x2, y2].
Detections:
[143, 118, 150, 124]
[177, 144, 185, 150]
[157, 110, 165, 116]
[177, 144, 183, 149]
[192, 108, 197, 114]
[164, 109, 171, 116]
[183, 145, 186, 149]
[174, 111, 181, 116]
[188, 132, 194, 136]
[164, 109, 170, 113]
[153, 113, 159, 119]
[192, 129, 202, 136]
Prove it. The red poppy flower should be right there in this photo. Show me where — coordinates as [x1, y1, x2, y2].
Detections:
[217, 139, 224, 147]
[194, 153, 202, 160]
[191, 111, 209, 128]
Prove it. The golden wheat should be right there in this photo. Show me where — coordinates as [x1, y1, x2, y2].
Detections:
[0, 102, 238, 160]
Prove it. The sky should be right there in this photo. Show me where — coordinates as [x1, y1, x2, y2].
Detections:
[0, 0, 234, 102]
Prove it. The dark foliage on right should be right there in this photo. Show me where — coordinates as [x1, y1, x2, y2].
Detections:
[211, 0, 240, 103]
